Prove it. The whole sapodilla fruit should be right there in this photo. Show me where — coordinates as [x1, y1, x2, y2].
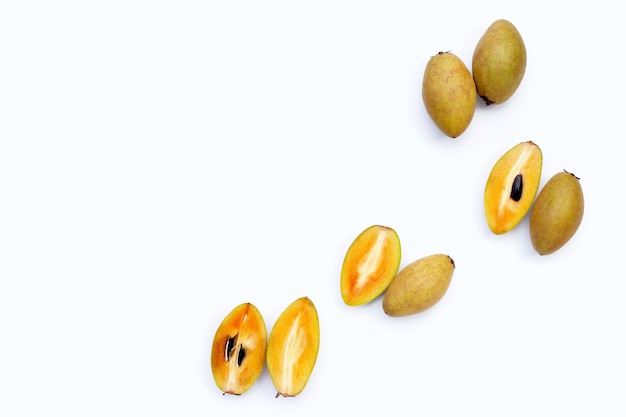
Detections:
[422, 51, 476, 138]
[266, 296, 320, 398]
[211, 302, 267, 395]
[472, 19, 527, 105]
[484, 141, 543, 235]
[382, 254, 455, 317]
[340, 225, 401, 306]
[530, 170, 584, 255]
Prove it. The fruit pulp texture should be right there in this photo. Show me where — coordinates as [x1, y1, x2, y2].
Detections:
[211, 303, 267, 395]
[484, 141, 542, 234]
[340, 225, 401, 306]
[267, 296, 320, 397]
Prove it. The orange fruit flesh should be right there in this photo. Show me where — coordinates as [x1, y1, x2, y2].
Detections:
[340, 225, 401, 306]
[266, 297, 320, 398]
[210, 303, 267, 395]
[484, 141, 542, 234]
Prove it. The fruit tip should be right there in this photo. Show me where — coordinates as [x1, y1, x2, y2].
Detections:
[563, 169, 580, 180]
[480, 95, 494, 105]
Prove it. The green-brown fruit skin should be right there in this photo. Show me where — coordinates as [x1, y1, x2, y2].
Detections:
[382, 254, 455, 317]
[472, 19, 526, 105]
[422, 52, 476, 138]
[530, 171, 584, 255]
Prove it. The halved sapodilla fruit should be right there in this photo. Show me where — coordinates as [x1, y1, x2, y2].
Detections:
[211, 302, 267, 395]
[484, 141, 542, 234]
[266, 296, 320, 398]
[340, 225, 401, 306]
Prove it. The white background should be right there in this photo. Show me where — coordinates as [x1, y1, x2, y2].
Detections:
[1, 1, 624, 416]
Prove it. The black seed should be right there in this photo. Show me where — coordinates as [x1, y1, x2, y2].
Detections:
[510, 174, 523, 202]
[225, 336, 236, 361]
[237, 345, 246, 366]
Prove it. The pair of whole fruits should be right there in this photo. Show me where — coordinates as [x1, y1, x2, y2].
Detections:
[210, 297, 320, 397]
[340, 225, 455, 316]
[422, 19, 527, 138]
[484, 140, 585, 255]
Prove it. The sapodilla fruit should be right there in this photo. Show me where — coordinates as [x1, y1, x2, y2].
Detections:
[382, 254, 455, 317]
[266, 296, 320, 398]
[472, 19, 527, 105]
[211, 302, 267, 395]
[484, 141, 542, 234]
[340, 225, 401, 306]
[422, 51, 476, 138]
[530, 170, 584, 255]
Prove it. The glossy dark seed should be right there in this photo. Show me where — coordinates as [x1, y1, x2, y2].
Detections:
[237, 346, 246, 366]
[225, 336, 236, 361]
[510, 174, 523, 201]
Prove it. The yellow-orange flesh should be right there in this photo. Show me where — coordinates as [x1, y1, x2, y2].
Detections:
[210, 303, 267, 395]
[484, 141, 542, 234]
[340, 225, 401, 306]
[266, 297, 320, 398]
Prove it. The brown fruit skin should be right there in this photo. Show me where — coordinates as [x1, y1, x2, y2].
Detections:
[340, 225, 401, 306]
[484, 141, 543, 235]
[472, 19, 527, 105]
[422, 51, 476, 138]
[211, 303, 267, 395]
[382, 254, 455, 317]
[266, 297, 320, 398]
[530, 171, 584, 255]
